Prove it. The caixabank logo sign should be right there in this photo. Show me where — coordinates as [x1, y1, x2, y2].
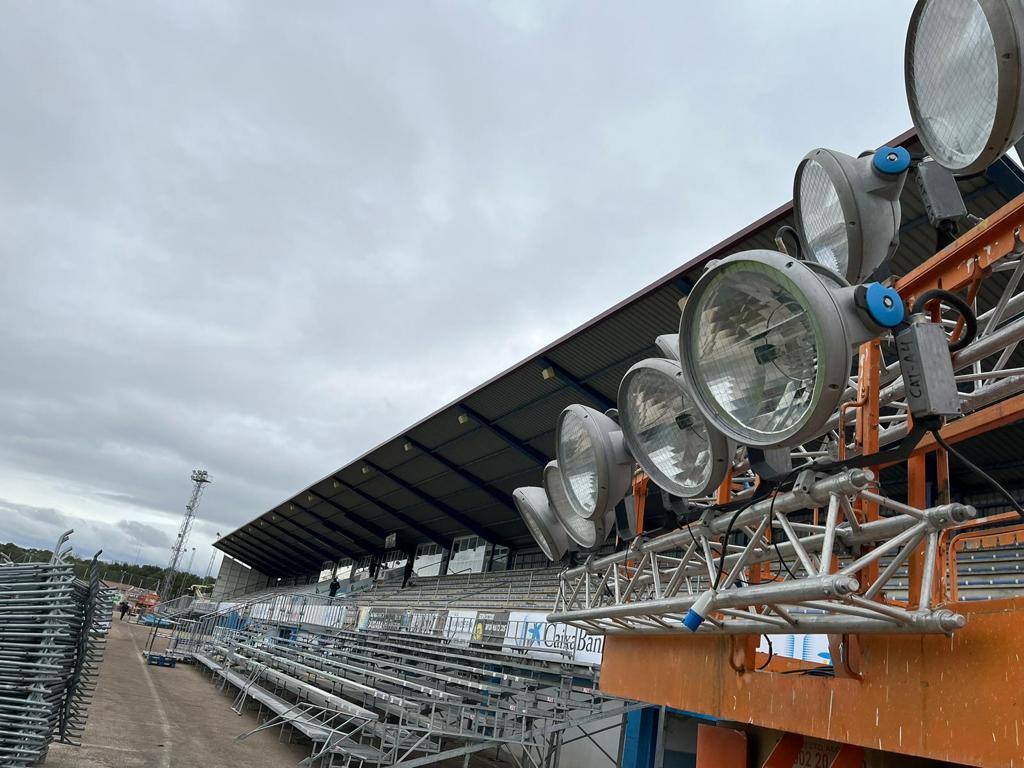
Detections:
[506, 611, 603, 665]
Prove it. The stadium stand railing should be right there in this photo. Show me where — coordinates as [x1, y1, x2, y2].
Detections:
[168, 566, 636, 767]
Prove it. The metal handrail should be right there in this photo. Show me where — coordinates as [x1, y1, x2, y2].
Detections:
[948, 523, 1024, 602]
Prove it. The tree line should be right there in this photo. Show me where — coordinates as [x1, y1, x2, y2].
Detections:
[0, 540, 215, 597]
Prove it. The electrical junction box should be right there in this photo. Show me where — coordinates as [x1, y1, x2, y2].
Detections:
[914, 159, 967, 228]
[895, 320, 961, 419]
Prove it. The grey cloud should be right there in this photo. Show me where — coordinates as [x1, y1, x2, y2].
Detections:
[0, 499, 171, 566]
[0, 1, 915, 567]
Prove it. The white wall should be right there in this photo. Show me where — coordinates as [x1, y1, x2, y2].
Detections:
[211, 555, 270, 600]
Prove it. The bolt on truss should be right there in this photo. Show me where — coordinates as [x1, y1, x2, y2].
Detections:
[551, 220, 1024, 640]
[550, 469, 976, 636]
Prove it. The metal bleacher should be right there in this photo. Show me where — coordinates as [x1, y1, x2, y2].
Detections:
[347, 567, 563, 611]
[170, 566, 634, 767]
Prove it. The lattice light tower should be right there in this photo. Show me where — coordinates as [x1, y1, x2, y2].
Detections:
[158, 469, 211, 599]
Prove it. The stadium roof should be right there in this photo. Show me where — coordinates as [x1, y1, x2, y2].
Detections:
[215, 129, 1024, 577]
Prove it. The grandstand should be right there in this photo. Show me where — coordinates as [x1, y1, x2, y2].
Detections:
[153, 120, 1024, 767]
[47, 16, 1024, 761]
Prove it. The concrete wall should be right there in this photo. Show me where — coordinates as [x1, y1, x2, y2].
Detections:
[211, 555, 270, 600]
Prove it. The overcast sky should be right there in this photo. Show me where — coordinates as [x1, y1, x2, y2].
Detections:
[0, 1, 916, 573]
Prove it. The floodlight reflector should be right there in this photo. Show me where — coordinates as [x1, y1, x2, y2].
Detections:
[544, 461, 614, 549]
[797, 159, 849, 277]
[513, 486, 568, 561]
[794, 147, 908, 284]
[555, 404, 633, 520]
[618, 357, 731, 498]
[677, 250, 892, 448]
[906, 0, 1024, 175]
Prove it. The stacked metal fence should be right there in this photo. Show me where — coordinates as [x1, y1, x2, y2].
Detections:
[0, 531, 113, 766]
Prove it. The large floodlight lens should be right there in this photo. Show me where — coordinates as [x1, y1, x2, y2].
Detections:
[794, 148, 907, 285]
[618, 358, 731, 498]
[558, 410, 599, 514]
[513, 486, 568, 562]
[555, 405, 633, 520]
[544, 461, 613, 549]
[798, 160, 849, 277]
[907, 0, 1024, 175]
[678, 250, 864, 448]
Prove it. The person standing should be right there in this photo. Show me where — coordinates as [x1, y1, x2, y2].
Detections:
[328, 577, 340, 598]
[118, 600, 130, 620]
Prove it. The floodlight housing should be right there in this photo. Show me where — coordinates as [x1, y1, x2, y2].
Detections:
[555, 404, 634, 520]
[513, 486, 568, 561]
[655, 334, 681, 361]
[543, 461, 614, 549]
[794, 146, 909, 284]
[677, 250, 904, 449]
[618, 357, 732, 498]
[906, 0, 1024, 175]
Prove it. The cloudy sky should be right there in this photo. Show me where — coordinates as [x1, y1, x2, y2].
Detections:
[0, 1, 916, 573]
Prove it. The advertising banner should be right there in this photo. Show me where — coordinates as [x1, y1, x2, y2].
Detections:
[444, 609, 477, 647]
[503, 611, 604, 665]
[470, 610, 509, 647]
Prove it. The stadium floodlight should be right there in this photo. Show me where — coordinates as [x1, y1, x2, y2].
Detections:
[906, 0, 1024, 175]
[618, 357, 732, 498]
[555, 404, 634, 520]
[655, 334, 680, 361]
[794, 146, 909, 284]
[513, 486, 568, 561]
[543, 461, 615, 549]
[677, 249, 905, 449]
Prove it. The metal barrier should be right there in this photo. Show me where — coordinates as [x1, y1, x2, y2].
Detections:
[0, 530, 114, 766]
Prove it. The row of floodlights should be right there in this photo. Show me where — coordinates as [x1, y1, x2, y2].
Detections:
[516, 0, 1024, 561]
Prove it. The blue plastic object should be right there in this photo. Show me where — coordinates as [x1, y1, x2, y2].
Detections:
[863, 282, 905, 327]
[682, 608, 704, 632]
[873, 145, 911, 176]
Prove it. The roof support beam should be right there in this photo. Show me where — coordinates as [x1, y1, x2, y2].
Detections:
[303, 489, 388, 540]
[399, 436, 520, 516]
[232, 528, 313, 572]
[456, 403, 549, 466]
[216, 539, 271, 572]
[330, 476, 449, 548]
[364, 456, 512, 547]
[985, 155, 1024, 200]
[673, 275, 694, 296]
[285, 500, 380, 555]
[221, 542, 291, 577]
[537, 356, 615, 411]
[261, 515, 354, 563]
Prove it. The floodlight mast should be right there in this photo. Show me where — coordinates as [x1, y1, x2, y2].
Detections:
[158, 469, 211, 600]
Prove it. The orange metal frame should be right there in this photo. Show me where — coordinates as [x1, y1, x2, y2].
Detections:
[600, 193, 1024, 767]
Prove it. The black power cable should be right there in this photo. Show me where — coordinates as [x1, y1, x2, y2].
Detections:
[911, 288, 977, 352]
[774, 225, 803, 261]
[756, 634, 774, 671]
[932, 430, 1024, 521]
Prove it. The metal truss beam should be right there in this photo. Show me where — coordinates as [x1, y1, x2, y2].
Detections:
[303, 489, 388, 540]
[537, 356, 615, 411]
[229, 529, 311, 573]
[331, 475, 450, 548]
[368, 452, 513, 547]
[261, 514, 355, 563]
[456, 403, 549, 466]
[286, 499, 381, 555]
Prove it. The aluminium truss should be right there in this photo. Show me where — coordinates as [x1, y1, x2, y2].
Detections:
[550, 469, 975, 636]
